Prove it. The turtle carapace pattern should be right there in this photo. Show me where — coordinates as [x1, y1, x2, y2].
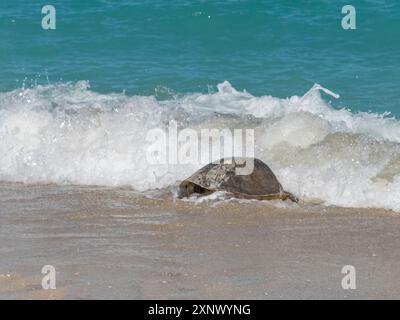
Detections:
[178, 158, 298, 202]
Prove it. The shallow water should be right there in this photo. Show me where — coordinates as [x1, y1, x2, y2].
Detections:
[1, 182, 400, 299]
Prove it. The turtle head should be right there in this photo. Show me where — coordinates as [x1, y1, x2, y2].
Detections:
[178, 181, 213, 198]
[178, 181, 195, 198]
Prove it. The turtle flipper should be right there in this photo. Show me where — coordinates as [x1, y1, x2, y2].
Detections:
[283, 191, 298, 203]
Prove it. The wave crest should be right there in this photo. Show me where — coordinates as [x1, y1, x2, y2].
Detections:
[0, 81, 399, 211]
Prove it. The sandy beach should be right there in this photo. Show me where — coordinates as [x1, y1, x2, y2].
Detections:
[0, 181, 399, 300]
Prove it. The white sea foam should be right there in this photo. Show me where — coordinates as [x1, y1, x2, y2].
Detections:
[0, 81, 399, 211]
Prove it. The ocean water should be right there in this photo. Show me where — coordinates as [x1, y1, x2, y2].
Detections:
[1, 1, 400, 210]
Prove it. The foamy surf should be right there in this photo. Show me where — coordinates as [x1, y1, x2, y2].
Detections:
[180, 190, 300, 210]
[0, 81, 399, 211]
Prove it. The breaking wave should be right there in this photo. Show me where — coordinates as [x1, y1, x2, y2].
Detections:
[1, 81, 399, 211]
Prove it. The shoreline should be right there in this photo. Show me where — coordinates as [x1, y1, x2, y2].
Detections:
[0, 182, 399, 299]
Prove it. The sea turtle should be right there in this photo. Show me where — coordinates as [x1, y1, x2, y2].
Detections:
[178, 157, 298, 202]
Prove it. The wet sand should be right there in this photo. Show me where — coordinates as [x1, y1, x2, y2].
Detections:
[0, 182, 399, 299]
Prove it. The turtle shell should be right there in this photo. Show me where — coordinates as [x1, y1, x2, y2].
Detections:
[178, 158, 297, 202]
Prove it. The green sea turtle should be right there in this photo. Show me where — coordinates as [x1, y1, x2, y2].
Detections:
[178, 157, 298, 202]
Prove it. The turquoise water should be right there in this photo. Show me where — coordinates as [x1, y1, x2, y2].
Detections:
[1, 0, 399, 115]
